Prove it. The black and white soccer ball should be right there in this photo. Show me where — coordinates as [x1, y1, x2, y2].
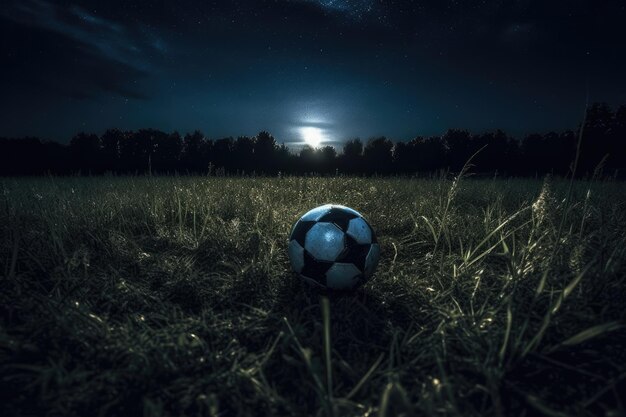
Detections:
[288, 204, 380, 290]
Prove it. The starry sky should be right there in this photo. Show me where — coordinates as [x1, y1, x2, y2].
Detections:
[1, 0, 625, 147]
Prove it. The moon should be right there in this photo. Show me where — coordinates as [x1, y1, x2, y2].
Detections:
[300, 126, 324, 148]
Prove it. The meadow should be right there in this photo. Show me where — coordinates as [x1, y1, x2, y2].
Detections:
[1, 175, 625, 417]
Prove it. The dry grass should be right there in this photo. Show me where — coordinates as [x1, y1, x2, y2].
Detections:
[1, 175, 625, 416]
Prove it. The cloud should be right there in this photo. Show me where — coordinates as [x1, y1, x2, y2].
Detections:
[11, 0, 166, 69]
[0, 0, 166, 99]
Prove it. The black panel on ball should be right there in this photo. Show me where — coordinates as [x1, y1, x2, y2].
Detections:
[318, 208, 358, 232]
[301, 250, 334, 287]
[290, 220, 317, 247]
[338, 235, 371, 272]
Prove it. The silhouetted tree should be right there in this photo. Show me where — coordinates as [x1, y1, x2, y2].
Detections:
[70, 132, 101, 174]
[472, 130, 516, 174]
[299, 145, 317, 174]
[254, 131, 278, 174]
[363, 137, 393, 174]
[612, 105, 626, 174]
[182, 130, 210, 173]
[392, 141, 412, 173]
[521, 133, 543, 175]
[212, 137, 234, 172]
[318, 145, 337, 174]
[393, 135, 448, 174]
[124, 129, 168, 174]
[101, 129, 123, 172]
[414, 136, 446, 173]
[233, 136, 255, 174]
[443, 129, 473, 172]
[580, 103, 614, 175]
[0, 137, 49, 175]
[152, 130, 182, 173]
[42, 141, 71, 175]
[275, 143, 293, 174]
[2, 102, 626, 177]
[339, 138, 363, 174]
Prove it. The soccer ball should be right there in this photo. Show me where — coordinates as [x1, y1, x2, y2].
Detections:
[288, 204, 380, 290]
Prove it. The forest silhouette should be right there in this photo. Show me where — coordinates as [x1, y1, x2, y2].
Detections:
[1, 103, 625, 177]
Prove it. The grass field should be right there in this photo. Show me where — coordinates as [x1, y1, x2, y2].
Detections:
[1, 175, 625, 417]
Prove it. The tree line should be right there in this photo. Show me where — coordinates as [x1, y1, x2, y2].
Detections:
[1, 103, 625, 177]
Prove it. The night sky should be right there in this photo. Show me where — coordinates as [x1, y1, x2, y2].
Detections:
[1, 0, 625, 147]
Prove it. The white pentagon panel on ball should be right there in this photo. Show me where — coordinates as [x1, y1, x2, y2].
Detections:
[364, 243, 380, 277]
[326, 263, 361, 290]
[346, 217, 372, 244]
[300, 204, 333, 222]
[304, 222, 345, 261]
[288, 240, 305, 273]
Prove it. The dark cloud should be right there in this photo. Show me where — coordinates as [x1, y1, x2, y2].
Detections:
[0, 0, 163, 100]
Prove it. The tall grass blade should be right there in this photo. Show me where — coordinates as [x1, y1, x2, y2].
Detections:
[321, 295, 333, 401]
[346, 353, 384, 400]
[499, 302, 513, 365]
[556, 322, 623, 349]
[522, 263, 592, 357]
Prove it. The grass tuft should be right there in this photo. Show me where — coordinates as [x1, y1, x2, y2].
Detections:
[1, 176, 625, 416]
